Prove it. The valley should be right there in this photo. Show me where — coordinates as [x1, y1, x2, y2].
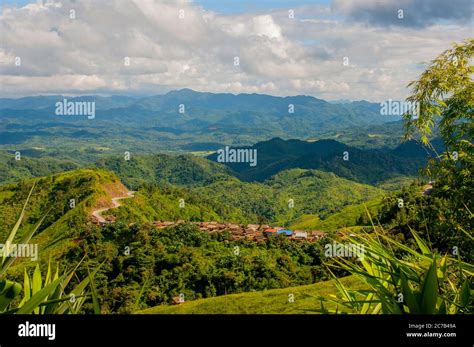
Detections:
[0, 86, 470, 315]
[0, 148, 432, 313]
[0, 3, 471, 345]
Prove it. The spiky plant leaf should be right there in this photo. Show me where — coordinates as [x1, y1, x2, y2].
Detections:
[420, 259, 439, 314]
[0, 280, 22, 311]
[16, 276, 63, 314]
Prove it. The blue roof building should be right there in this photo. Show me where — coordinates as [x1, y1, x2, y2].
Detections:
[277, 229, 293, 236]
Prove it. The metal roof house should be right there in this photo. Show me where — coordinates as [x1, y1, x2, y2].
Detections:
[264, 228, 278, 236]
[277, 229, 293, 236]
[264, 228, 278, 233]
[294, 231, 308, 239]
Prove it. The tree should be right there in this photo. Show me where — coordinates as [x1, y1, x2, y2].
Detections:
[404, 39, 473, 148]
[403, 39, 473, 258]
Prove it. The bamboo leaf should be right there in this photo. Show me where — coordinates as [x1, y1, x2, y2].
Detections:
[420, 259, 439, 314]
[32, 264, 42, 295]
[88, 268, 101, 314]
[400, 270, 420, 313]
[20, 269, 31, 307]
[133, 277, 148, 312]
[409, 228, 432, 256]
[57, 263, 102, 314]
[32, 264, 42, 314]
[459, 279, 471, 309]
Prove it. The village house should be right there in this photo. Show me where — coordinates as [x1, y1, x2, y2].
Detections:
[264, 228, 278, 236]
[151, 220, 328, 244]
[277, 229, 293, 236]
[293, 231, 308, 239]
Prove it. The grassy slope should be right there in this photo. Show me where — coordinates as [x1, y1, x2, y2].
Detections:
[138, 275, 364, 314]
[106, 168, 386, 226]
[267, 169, 384, 224]
[0, 168, 128, 274]
[289, 198, 383, 231]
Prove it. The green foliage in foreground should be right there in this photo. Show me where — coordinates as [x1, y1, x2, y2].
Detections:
[138, 275, 364, 314]
[0, 260, 99, 314]
[320, 227, 473, 314]
[0, 183, 98, 314]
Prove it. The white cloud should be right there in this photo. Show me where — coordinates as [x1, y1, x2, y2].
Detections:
[0, 0, 471, 101]
[252, 15, 282, 39]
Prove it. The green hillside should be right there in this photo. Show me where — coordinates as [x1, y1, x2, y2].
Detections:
[207, 137, 436, 184]
[138, 275, 364, 314]
[289, 198, 383, 231]
[95, 153, 233, 189]
[0, 168, 129, 269]
[107, 184, 233, 223]
[0, 150, 81, 184]
[0, 167, 432, 315]
[266, 169, 384, 224]
[104, 167, 385, 225]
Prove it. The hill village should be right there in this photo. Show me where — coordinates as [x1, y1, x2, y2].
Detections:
[152, 221, 328, 242]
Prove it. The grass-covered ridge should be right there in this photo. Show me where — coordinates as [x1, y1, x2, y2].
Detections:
[289, 198, 383, 231]
[138, 276, 364, 314]
[105, 167, 385, 225]
[0, 168, 128, 268]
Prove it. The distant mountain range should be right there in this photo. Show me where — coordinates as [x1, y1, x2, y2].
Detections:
[0, 89, 401, 143]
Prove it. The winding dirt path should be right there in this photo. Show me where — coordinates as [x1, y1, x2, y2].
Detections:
[92, 191, 136, 224]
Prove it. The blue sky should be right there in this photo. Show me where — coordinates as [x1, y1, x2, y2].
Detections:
[1, 0, 30, 5]
[1, 0, 34, 5]
[2, 0, 330, 13]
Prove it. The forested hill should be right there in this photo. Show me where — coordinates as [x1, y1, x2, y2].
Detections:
[207, 137, 443, 183]
[0, 136, 439, 187]
[0, 169, 128, 262]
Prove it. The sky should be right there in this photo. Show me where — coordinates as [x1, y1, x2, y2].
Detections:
[0, 0, 472, 101]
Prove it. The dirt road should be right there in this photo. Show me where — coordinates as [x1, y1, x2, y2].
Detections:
[92, 191, 135, 224]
